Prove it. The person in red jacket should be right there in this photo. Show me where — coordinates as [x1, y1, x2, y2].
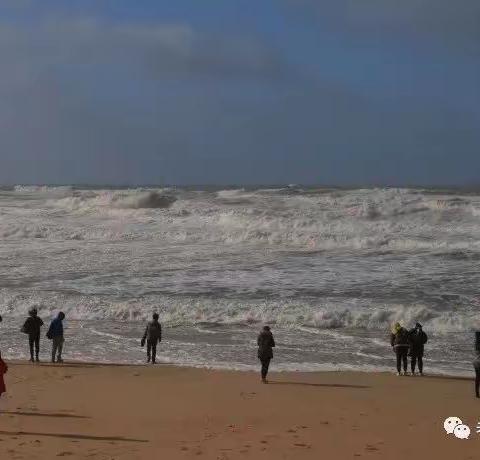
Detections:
[0, 351, 8, 397]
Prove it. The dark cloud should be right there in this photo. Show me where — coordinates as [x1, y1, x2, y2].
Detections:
[0, 10, 478, 186]
[0, 18, 287, 184]
[285, 0, 480, 52]
[0, 19, 285, 85]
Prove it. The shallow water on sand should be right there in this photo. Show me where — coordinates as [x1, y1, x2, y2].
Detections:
[0, 319, 474, 376]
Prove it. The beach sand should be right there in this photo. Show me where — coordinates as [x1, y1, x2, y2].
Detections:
[0, 362, 478, 459]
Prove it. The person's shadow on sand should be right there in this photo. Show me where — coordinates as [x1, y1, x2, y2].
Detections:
[0, 430, 148, 443]
[269, 381, 370, 389]
[1, 411, 89, 419]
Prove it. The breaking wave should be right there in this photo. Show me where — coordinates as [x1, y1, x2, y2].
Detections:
[1, 186, 479, 371]
[1, 187, 479, 251]
[0, 289, 477, 335]
[52, 190, 177, 213]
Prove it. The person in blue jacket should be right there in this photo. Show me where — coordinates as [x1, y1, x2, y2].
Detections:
[47, 312, 65, 363]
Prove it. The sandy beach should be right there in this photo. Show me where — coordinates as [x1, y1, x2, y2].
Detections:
[0, 362, 478, 459]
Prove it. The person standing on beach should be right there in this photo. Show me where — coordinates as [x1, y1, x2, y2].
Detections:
[474, 356, 480, 399]
[257, 326, 275, 383]
[390, 322, 410, 376]
[0, 351, 7, 399]
[141, 313, 162, 364]
[47, 312, 65, 363]
[408, 322, 428, 376]
[21, 307, 44, 363]
[474, 332, 480, 398]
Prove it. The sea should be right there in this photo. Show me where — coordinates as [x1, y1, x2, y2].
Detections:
[0, 185, 479, 375]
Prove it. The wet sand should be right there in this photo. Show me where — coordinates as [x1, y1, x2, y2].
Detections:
[0, 362, 478, 459]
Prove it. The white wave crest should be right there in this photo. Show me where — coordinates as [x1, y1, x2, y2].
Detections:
[52, 190, 176, 213]
[0, 291, 476, 334]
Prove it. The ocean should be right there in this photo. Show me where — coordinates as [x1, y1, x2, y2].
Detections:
[0, 185, 478, 374]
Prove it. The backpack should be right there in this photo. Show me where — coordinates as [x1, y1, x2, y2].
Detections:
[21, 319, 32, 335]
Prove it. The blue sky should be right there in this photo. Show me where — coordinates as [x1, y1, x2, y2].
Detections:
[0, 0, 479, 185]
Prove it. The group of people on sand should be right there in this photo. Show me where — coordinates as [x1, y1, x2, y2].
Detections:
[390, 322, 428, 376]
[20, 308, 66, 363]
[0, 309, 276, 386]
[2, 310, 480, 400]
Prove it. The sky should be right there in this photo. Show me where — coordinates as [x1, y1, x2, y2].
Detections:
[0, 0, 479, 186]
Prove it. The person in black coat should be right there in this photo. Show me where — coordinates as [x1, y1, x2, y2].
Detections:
[141, 313, 162, 364]
[21, 307, 44, 362]
[408, 322, 428, 375]
[473, 332, 480, 398]
[257, 326, 275, 383]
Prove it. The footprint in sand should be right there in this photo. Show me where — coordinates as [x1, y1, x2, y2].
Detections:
[56, 452, 73, 457]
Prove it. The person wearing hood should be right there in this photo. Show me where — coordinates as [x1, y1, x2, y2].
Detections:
[390, 322, 410, 376]
[257, 326, 275, 383]
[141, 313, 162, 364]
[21, 307, 44, 362]
[408, 322, 428, 376]
[46, 312, 65, 363]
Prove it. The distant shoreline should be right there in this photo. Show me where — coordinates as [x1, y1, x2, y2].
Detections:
[3, 184, 480, 194]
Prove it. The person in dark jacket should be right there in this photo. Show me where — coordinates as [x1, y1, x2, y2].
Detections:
[47, 312, 65, 363]
[0, 351, 7, 399]
[22, 307, 44, 362]
[390, 322, 410, 376]
[408, 322, 428, 375]
[473, 332, 480, 398]
[257, 326, 275, 383]
[141, 313, 162, 364]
